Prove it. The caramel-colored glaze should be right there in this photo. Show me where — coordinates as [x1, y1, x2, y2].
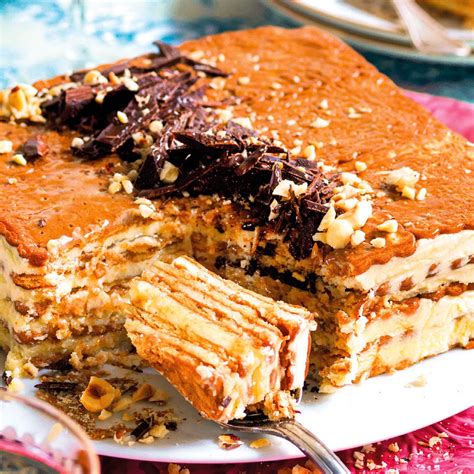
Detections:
[0, 123, 131, 266]
[181, 26, 473, 274]
[1, 26, 473, 275]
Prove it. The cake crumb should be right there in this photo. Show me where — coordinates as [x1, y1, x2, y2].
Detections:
[217, 434, 243, 450]
[249, 437, 271, 449]
[361, 443, 376, 453]
[405, 374, 427, 387]
[388, 442, 400, 453]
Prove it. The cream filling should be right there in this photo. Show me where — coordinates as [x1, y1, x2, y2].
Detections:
[2, 214, 473, 303]
[340, 229, 474, 293]
[0, 224, 190, 303]
[340, 290, 474, 355]
[388, 264, 474, 301]
[319, 312, 474, 393]
[173, 255, 313, 391]
[0, 292, 125, 341]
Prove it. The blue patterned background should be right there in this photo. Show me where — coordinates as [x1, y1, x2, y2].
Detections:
[0, 0, 473, 102]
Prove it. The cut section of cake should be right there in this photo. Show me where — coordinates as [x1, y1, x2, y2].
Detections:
[125, 256, 315, 422]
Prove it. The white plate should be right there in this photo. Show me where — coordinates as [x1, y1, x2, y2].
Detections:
[279, 0, 474, 45]
[4, 348, 474, 464]
[262, 0, 474, 65]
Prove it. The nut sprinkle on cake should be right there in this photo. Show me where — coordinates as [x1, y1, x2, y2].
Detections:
[0, 26, 472, 396]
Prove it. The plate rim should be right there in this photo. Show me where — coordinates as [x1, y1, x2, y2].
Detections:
[93, 348, 474, 464]
[262, 0, 474, 66]
[2, 347, 473, 464]
[279, 0, 474, 45]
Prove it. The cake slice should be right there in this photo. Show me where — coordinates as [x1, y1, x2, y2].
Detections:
[125, 256, 315, 422]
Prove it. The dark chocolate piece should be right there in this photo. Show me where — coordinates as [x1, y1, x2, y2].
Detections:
[21, 135, 49, 161]
[39, 40, 337, 260]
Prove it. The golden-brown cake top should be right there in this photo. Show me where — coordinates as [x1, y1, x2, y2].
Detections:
[1, 26, 473, 272]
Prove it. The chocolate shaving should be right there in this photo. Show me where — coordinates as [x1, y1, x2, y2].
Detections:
[40, 40, 337, 260]
[130, 417, 153, 440]
[35, 381, 78, 392]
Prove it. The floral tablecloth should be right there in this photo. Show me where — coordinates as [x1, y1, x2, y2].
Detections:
[98, 90, 473, 473]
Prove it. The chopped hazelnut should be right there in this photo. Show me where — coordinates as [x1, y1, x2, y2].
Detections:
[95, 91, 106, 104]
[416, 188, 427, 200]
[108, 181, 122, 194]
[351, 230, 365, 246]
[326, 219, 354, 249]
[123, 77, 139, 92]
[149, 424, 169, 438]
[319, 99, 329, 109]
[132, 383, 155, 402]
[83, 70, 108, 86]
[122, 179, 134, 194]
[290, 145, 301, 155]
[189, 50, 205, 61]
[346, 200, 372, 228]
[377, 219, 398, 233]
[149, 120, 164, 134]
[218, 434, 243, 450]
[370, 237, 386, 248]
[112, 395, 134, 412]
[302, 144, 316, 161]
[355, 161, 367, 172]
[388, 442, 400, 453]
[272, 179, 308, 200]
[80, 376, 116, 412]
[0, 139, 13, 154]
[312, 232, 328, 244]
[232, 117, 253, 129]
[71, 137, 85, 148]
[385, 167, 420, 191]
[402, 186, 416, 200]
[159, 161, 179, 184]
[318, 205, 336, 231]
[237, 76, 251, 85]
[138, 204, 155, 218]
[11, 154, 27, 166]
[310, 117, 330, 128]
[98, 409, 112, 421]
[117, 111, 129, 124]
[9, 88, 28, 112]
[139, 435, 155, 444]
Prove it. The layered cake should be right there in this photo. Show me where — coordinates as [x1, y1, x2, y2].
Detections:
[0, 26, 472, 393]
[125, 256, 315, 421]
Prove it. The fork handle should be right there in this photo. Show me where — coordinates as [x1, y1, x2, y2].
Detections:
[267, 419, 349, 473]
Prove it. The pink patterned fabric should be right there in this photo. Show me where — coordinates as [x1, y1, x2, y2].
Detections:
[101, 92, 474, 473]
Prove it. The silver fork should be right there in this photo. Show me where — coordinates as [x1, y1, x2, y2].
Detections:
[218, 412, 349, 473]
